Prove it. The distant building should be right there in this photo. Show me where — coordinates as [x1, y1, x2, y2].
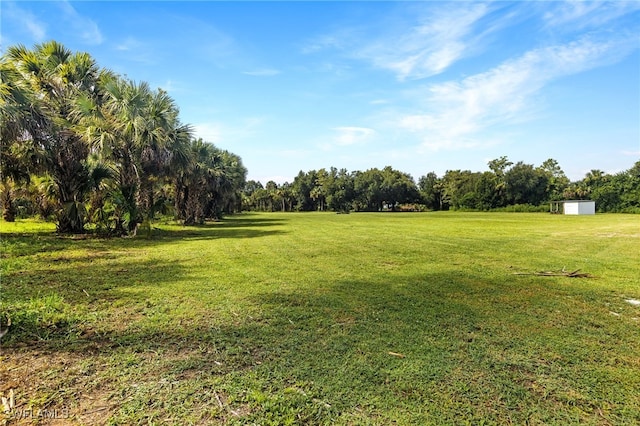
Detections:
[550, 200, 596, 215]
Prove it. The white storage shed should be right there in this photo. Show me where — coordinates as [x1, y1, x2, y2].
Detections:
[562, 200, 595, 215]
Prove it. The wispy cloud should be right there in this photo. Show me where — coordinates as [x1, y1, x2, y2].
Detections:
[301, 30, 355, 54]
[158, 79, 187, 94]
[3, 2, 47, 41]
[173, 17, 237, 65]
[193, 117, 266, 145]
[398, 35, 638, 150]
[330, 126, 376, 147]
[242, 68, 281, 77]
[115, 37, 142, 52]
[544, 1, 640, 30]
[361, 3, 492, 80]
[111, 37, 158, 65]
[193, 123, 223, 144]
[305, 3, 498, 81]
[58, 0, 103, 45]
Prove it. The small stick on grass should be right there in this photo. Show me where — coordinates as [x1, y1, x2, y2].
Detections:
[213, 391, 224, 409]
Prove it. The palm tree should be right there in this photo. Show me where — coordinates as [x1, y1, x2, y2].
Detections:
[137, 89, 192, 225]
[83, 77, 193, 234]
[210, 149, 247, 217]
[174, 139, 246, 224]
[0, 55, 41, 221]
[3, 42, 103, 233]
[176, 139, 216, 225]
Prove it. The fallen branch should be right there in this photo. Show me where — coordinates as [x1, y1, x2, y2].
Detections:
[513, 269, 595, 278]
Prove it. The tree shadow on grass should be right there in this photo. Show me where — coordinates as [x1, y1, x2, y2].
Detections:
[1, 215, 289, 350]
[1, 271, 503, 425]
[0, 214, 289, 249]
[1, 256, 189, 345]
[2, 268, 479, 351]
[4, 270, 489, 368]
[2, 267, 637, 424]
[0, 218, 289, 278]
[148, 226, 287, 242]
[129, 214, 289, 243]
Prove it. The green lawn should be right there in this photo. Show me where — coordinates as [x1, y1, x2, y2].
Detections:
[1, 212, 639, 425]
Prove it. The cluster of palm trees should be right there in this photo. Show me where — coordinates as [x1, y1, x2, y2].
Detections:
[1, 41, 246, 234]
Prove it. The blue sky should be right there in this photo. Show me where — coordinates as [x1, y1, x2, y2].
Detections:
[2, 1, 639, 184]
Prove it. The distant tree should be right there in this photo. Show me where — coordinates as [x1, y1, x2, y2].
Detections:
[475, 172, 500, 210]
[209, 149, 247, 217]
[441, 170, 482, 210]
[354, 168, 384, 211]
[504, 162, 548, 206]
[314, 169, 331, 211]
[244, 180, 264, 196]
[619, 161, 640, 212]
[242, 180, 264, 211]
[538, 158, 569, 201]
[265, 180, 279, 212]
[488, 156, 513, 178]
[418, 172, 443, 210]
[276, 182, 295, 212]
[380, 166, 419, 210]
[174, 139, 246, 224]
[291, 170, 317, 211]
[325, 168, 355, 213]
[487, 156, 512, 207]
[584, 162, 640, 212]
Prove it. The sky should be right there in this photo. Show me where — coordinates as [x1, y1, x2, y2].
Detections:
[1, 1, 639, 184]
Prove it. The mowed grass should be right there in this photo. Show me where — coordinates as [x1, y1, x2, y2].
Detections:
[1, 212, 639, 425]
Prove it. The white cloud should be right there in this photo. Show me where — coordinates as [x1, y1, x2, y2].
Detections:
[357, 3, 492, 80]
[159, 80, 184, 94]
[115, 37, 142, 52]
[242, 69, 281, 77]
[301, 31, 354, 54]
[193, 123, 223, 144]
[332, 126, 375, 146]
[112, 37, 157, 65]
[58, 0, 103, 45]
[398, 35, 638, 151]
[544, 1, 640, 30]
[302, 3, 496, 80]
[4, 2, 47, 41]
[192, 117, 266, 146]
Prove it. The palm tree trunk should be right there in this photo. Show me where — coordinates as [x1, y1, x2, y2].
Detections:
[174, 176, 187, 221]
[118, 154, 141, 234]
[1, 181, 16, 222]
[51, 135, 89, 234]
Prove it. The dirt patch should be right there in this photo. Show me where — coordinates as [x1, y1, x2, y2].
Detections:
[1, 349, 114, 425]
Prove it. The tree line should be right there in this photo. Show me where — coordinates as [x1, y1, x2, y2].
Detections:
[1, 41, 247, 234]
[2, 42, 638, 234]
[243, 158, 640, 213]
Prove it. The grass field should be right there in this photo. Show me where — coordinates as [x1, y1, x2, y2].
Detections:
[1, 212, 639, 425]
